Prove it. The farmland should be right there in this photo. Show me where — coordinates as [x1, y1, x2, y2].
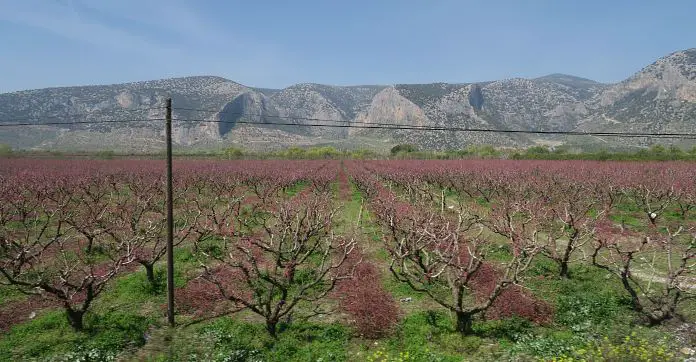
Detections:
[1, 158, 695, 361]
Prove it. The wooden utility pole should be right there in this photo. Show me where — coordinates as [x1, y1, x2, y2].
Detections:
[165, 98, 175, 327]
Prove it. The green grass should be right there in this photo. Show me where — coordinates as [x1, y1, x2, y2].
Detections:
[382, 277, 427, 302]
[503, 260, 684, 359]
[0, 285, 27, 307]
[340, 180, 383, 249]
[0, 262, 192, 361]
[139, 317, 350, 361]
[609, 213, 644, 228]
[96, 265, 186, 312]
[333, 182, 363, 234]
[284, 181, 308, 197]
[377, 311, 498, 361]
[0, 310, 153, 362]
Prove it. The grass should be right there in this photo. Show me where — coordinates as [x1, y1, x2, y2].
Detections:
[0, 260, 192, 361]
[134, 317, 351, 361]
[0, 286, 27, 307]
[373, 311, 497, 361]
[95, 265, 186, 315]
[0, 310, 153, 362]
[337, 179, 384, 256]
[284, 180, 309, 197]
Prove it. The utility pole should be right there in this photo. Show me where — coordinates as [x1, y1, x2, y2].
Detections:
[165, 98, 175, 327]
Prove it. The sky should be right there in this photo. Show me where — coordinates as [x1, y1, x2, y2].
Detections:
[1, 0, 695, 93]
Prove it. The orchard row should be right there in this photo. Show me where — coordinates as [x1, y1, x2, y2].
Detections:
[0, 159, 694, 337]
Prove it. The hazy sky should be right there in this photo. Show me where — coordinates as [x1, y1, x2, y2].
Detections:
[1, 0, 695, 93]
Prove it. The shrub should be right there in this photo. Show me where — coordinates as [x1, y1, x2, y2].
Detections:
[390, 144, 417, 155]
[484, 286, 554, 325]
[471, 264, 554, 325]
[223, 147, 244, 159]
[174, 277, 232, 318]
[334, 262, 401, 338]
[95, 150, 116, 159]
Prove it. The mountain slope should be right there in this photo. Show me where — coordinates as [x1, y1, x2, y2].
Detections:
[0, 76, 249, 150]
[579, 49, 696, 139]
[0, 49, 694, 151]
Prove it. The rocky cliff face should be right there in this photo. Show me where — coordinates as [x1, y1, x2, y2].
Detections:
[0, 76, 250, 150]
[1, 49, 695, 151]
[468, 84, 484, 112]
[558, 49, 696, 149]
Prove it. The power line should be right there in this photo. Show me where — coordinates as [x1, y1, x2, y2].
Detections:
[1, 107, 695, 139]
[171, 107, 696, 139]
[171, 118, 696, 140]
[0, 119, 166, 127]
[0, 106, 166, 123]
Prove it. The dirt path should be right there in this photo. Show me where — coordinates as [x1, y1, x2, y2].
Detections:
[0, 296, 59, 332]
[629, 269, 696, 290]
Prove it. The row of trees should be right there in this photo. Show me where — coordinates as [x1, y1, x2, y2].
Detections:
[390, 143, 696, 161]
[512, 144, 696, 161]
[5, 142, 696, 161]
[348, 161, 553, 334]
[220, 146, 380, 160]
[2, 158, 694, 338]
[0, 159, 357, 334]
[0, 172, 164, 330]
[353, 159, 696, 330]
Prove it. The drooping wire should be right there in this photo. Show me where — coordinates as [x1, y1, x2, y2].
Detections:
[0, 106, 166, 123]
[0, 119, 166, 127]
[1, 105, 695, 140]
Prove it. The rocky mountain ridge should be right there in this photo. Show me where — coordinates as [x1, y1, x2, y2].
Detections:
[1, 49, 694, 152]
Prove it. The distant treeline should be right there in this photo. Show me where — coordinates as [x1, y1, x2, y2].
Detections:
[2, 143, 696, 162]
[385, 143, 696, 161]
[509, 144, 696, 161]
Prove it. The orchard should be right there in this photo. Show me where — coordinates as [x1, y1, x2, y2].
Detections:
[1, 158, 694, 360]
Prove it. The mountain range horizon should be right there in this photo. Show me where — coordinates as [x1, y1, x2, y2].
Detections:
[6, 48, 681, 95]
[1, 48, 695, 153]
[0, 70, 627, 96]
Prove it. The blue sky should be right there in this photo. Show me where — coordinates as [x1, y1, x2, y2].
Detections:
[1, 0, 694, 93]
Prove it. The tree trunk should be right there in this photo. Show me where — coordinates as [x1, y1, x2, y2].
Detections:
[559, 261, 570, 279]
[143, 262, 156, 286]
[266, 319, 278, 339]
[620, 273, 643, 313]
[66, 308, 85, 331]
[559, 233, 577, 279]
[455, 311, 473, 335]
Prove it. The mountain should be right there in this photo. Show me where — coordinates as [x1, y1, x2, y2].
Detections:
[1, 49, 695, 152]
[580, 49, 696, 139]
[0, 77, 250, 151]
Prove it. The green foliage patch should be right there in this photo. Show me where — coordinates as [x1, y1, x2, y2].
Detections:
[152, 318, 349, 362]
[0, 310, 153, 362]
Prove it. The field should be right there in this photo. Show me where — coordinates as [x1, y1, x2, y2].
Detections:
[1, 158, 696, 361]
